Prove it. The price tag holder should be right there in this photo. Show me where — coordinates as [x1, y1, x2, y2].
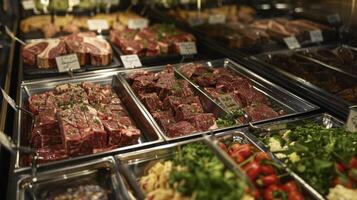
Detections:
[208, 14, 226, 24]
[347, 105, 357, 132]
[188, 16, 204, 26]
[310, 30, 323, 43]
[179, 42, 197, 55]
[218, 94, 241, 112]
[284, 36, 300, 49]
[128, 18, 149, 29]
[327, 14, 341, 24]
[1, 88, 17, 111]
[87, 19, 109, 31]
[22, 0, 35, 10]
[121, 55, 142, 69]
[55, 54, 81, 73]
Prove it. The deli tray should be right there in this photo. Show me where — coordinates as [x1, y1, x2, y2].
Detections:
[14, 70, 164, 172]
[116, 58, 319, 141]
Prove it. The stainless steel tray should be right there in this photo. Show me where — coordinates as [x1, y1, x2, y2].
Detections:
[14, 156, 128, 200]
[213, 130, 321, 200]
[251, 49, 356, 118]
[116, 65, 231, 142]
[176, 58, 319, 120]
[229, 113, 344, 199]
[295, 44, 357, 80]
[115, 137, 251, 199]
[14, 70, 164, 171]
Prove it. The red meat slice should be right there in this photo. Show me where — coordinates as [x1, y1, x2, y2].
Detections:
[175, 103, 203, 121]
[188, 113, 216, 131]
[167, 121, 197, 137]
[139, 93, 163, 112]
[244, 104, 279, 122]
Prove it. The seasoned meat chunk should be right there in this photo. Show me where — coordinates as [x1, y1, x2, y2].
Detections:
[175, 103, 203, 121]
[188, 113, 216, 131]
[167, 121, 197, 137]
[139, 93, 163, 112]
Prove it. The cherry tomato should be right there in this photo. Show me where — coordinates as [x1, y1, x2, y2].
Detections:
[262, 174, 279, 186]
[335, 162, 347, 173]
[243, 161, 262, 181]
[261, 165, 276, 175]
[236, 144, 252, 159]
[229, 143, 242, 154]
[218, 142, 227, 152]
[349, 157, 357, 168]
[281, 181, 299, 193]
[256, 152, 271, 163]
[287, 190, 305, 200]
[264, 185, 285, 200]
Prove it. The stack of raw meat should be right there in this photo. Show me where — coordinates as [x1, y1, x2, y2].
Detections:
[22, 32, 112, 69]
[28, 82, 141, 163]
[128, 66, 217, 137]
[179, 63, 280, 122]
[110, 24, 196, 57]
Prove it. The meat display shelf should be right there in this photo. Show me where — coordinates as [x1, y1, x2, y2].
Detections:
[217, 113, 344, 199]
[14, 70, 164, 172]
[9, 156, 129, 200]
[22, 37, 122, 80]
[296, 44, 357, 80]
[251, 48, 356, 119]
[117, 58, 319, 142]
[147, 7, 338, 57]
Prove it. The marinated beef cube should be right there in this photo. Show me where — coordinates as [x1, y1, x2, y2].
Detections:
[28, 93, 48, 114]
[128, 71, 154, 83]
[103, 118, 139, 147]
[167, 121, 197, 137]
[163, 96, 183, 111]
[30, 127, 62, 148]
[83, 106, 107, 149]
[139, 93, 163, 112]
[119, 128, 141, 146]
[179, 63, 210, 78]
[188, 113, 216, 131]
[152, 111, 176, 131]
[234, 86, 267, 106]
[58, 108, 93, 156]
[171, 80, 194, 97]
[37, 108, 58, 131]
[54, 83, 82, 94]
[195, 74, 216, 87]
[36, 145, 68, 163]
[117, 116, 133, 128]
[102, 120, 122, 147]
[175, 103, 203, 121]
[244, 104, 279, 122]
[204, 87, 222, 99]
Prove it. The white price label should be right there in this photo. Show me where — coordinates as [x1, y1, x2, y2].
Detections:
[188, 16, 204, 26]
[208, 14, 226, 24]
[87, 19, 109, 31]
[121, 55, 142, 69]
[284, 36, 300, 49]
[22, 0, 35, 10]
[218, 94, 241, 111]
[179, 42, 197, 55]
[310, 30, 323, 43]
[68, 0, 80, 6]
[128, 18, 149, 29]
[55, 54, 81, 73]
[347, 106, 357, 132]
[1, 88, 17, 111]
[327, 14, 341, 24]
